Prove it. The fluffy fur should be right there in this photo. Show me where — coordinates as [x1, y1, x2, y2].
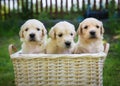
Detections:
[73, 18, 104, 53]
[19, 19, 47, 54]
[46, 21, 76, 54]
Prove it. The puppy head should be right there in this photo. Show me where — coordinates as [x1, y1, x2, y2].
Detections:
[19, 19, 47, 42]
[49, 21, 76, 49]
[77, 18, 104, 40]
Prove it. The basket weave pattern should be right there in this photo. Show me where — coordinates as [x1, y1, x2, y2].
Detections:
[11, 54, 105, 86]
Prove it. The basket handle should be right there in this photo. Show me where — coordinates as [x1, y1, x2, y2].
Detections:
[8, 44, 17, 55]
[104, 43, 110, 54]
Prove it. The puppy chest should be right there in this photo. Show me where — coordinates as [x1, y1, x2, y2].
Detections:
[25, 45, 45, 53]
[86, 44, 103, 53]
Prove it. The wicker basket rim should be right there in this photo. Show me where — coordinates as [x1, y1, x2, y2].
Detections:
[10, 51, 106, 59]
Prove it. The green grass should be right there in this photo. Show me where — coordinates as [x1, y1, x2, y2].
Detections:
[0, 19, 120, 86]
[103, 40, 120, 86]
[104, 57, 120, 86]
[0, 36, 20, 86]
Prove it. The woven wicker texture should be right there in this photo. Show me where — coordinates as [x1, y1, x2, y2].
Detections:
[10, 53, 106, 86]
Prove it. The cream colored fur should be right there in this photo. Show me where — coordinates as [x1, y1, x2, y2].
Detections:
[46, 21, 76, 54]
[74, 18, 104, 53]
[19, 19, 47, 54]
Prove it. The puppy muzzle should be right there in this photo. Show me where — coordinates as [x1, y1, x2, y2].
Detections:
[29, 33, 36, 41]
[65, 41, 71, 48]
[89, 31, 96, 38]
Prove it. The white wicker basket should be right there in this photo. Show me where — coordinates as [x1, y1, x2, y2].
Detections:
[9, 43, 109, 86]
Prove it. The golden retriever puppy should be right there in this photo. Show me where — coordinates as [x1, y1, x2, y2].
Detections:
[19, 19, 47, 54]
[74, 18, 104, 53]
[46, 21, 76, 54]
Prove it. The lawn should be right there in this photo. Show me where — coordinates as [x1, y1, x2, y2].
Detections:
[0, 36, 20, 86]
[103, 39, 120, 86]
[0, 19, 120, 86]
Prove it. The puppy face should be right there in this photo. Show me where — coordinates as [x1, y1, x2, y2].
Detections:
[77, 18, 104, 40]
[19, 19, 47, 42]
[49, 21, 76, 49]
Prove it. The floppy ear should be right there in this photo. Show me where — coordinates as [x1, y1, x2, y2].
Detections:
[72, 25, 76, 38]
[100, 23, 105, 35]
[49, 27, 56, 39]
[77, 23, 82, 35]
[42, 26, 47, 36]
[101, 26, 104, 35]
[19, 26, 24, 41]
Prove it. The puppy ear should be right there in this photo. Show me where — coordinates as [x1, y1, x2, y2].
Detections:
[19, 26, 24, 41]
[100, 23, 105, 35]
[72, 26, 76, 38]
[77, 23, 82, 35]
[101, 26, 104, 35]
[49, 27, 56, 39]
[42, 26, 47, 36]
[74, 31, 76, 38]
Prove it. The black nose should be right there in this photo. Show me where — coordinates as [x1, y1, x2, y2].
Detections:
[29, 33, 35, 38]
[65, 41, 71, 47]
[90, 31, 96, 36]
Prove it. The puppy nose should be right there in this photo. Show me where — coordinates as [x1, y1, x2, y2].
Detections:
[90, 31, 96, 36]
[65, 41, 71, 46]
[29, 33, 35, 38]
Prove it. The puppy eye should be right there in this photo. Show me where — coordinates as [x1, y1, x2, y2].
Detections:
[58, 33, 63, 37]
[25, 28, 28, 31]
[37, 28, 40, 31]
[96, 25, 99, 28]
[84, 26, 88, 29]
[70, 33, 73, 36]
